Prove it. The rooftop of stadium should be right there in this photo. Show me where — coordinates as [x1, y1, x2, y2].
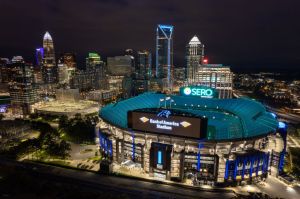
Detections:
[100, 92, 279, 141]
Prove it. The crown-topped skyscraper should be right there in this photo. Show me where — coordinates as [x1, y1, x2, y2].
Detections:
[186, 35, 204, 84]
[42, 31, 57, 84]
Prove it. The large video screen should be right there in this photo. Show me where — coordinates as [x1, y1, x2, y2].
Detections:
[128, 110, 207, 139]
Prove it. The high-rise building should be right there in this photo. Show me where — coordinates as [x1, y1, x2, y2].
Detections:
[58, 53, 77, 69]
[70, 53, 107, 91]
[186, 36, 204, 84]
[156, 24, 174, 90]
[57, 53, 76, 86]
[35, 48, 44, 67]
[8, 57, 37, 115]
[107, 56, 133, 76]
[136, 50, 152, 79]
[42, 31, 57, 84]
[0, 58, 10, 83]
[57, 62, 69, 85]
[86, 52, 102, 71]
[195, 64, 233, 99]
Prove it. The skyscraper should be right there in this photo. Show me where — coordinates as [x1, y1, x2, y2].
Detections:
[35, 48, 44, 67]
[186, 36, 204, 84]
[137, 50, 152, 79]
[9, 56, 37, 115]
[156, 24, 174, 90]
[58, 53, 77, 69]
[86, 52, 102, 71]
[107, 56, 133, 76]
[42, 31, 57, 84]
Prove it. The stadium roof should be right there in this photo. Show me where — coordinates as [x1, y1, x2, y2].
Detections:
[100, 93, 278, 141]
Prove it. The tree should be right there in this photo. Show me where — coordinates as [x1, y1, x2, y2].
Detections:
[0, 114, 4, 121]
[58, 115, 68, 129]
[58, 140, 71, 159]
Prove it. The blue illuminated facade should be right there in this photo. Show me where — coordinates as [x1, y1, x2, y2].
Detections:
[35, 47, 44, 66]
[99, 130, 113, 159]
[158, 151, 162, 164]
[224, 151, 270, 183]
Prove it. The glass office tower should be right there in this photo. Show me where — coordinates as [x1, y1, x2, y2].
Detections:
[137, 50, 152, 80]
[156, 24, 174, 91]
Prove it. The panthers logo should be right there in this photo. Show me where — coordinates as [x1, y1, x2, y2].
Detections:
[157, 110, 172, 118]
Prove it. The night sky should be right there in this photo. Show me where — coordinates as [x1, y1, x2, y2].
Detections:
[0, 0, 299, 72]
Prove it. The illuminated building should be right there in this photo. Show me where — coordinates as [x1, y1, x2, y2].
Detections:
[186, 36, 204, 84]
[58, 53, 77, 69]
[99, 92, 286, 186]
[70, 53, 106, 91]
[42, 31, 57, 84]
[136, 50, 152, 79]
[86, 89, 118, 104]
[156, 24, 174, 91]
[70, 69, 107, 91]
[35, 48, 44, 67]
[86, 52, 103, 71]
[107, 75, 124, 92]
[131, 50, 152, 96]
[194, 64, 233, 99]
[57, 53, 77, 86]
[0, 58, 10, 83]
[8, 57, 38, 115]
[173, 67, 186, 90]
[58, 62, 74, 85]
[107, 56, 133, 76]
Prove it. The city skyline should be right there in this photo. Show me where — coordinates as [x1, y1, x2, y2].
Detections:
[1, 1, 300, 198]
[0, 0, 299, 72]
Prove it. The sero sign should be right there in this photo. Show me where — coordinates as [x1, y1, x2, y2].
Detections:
[181, 86, 215, 98]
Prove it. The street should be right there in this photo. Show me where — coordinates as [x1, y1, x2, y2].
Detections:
[0, 159, 235, 199]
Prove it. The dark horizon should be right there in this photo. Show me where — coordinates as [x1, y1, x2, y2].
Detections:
[0, 0, 299, 72]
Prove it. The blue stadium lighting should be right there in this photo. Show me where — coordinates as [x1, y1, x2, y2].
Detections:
[224, 160, 229, 179]
[270, 112, 277, 118]
[278, 121, 286, 129]
[158, 150, 162, 164]
[132, 131, 135, 160]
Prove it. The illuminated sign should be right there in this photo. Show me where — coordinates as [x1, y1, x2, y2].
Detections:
[180, 86, 217, 98]
[128, 109, 207, 139]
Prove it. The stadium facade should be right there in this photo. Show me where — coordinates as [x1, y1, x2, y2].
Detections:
[98, 87, 287, 186]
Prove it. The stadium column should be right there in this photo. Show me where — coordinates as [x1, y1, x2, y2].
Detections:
[197, 142, 202, 171]
[131, 131, 135, 161]
[278, 122, 287, 174]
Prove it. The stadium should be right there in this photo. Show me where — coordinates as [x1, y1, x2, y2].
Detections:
[98, 87, 287, 186]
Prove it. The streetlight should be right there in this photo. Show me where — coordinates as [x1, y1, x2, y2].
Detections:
[159, 98, 164, 108]
[165, 96, 171, 108]
[170, 99, 175, 108]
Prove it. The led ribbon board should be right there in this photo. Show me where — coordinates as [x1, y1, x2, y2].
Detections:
[180, 86, 218, 98]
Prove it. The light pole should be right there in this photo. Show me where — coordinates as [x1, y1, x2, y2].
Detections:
[170, 99, 175, 108]
[165, 96, 171, 108]
[159, 98, 164, 108]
